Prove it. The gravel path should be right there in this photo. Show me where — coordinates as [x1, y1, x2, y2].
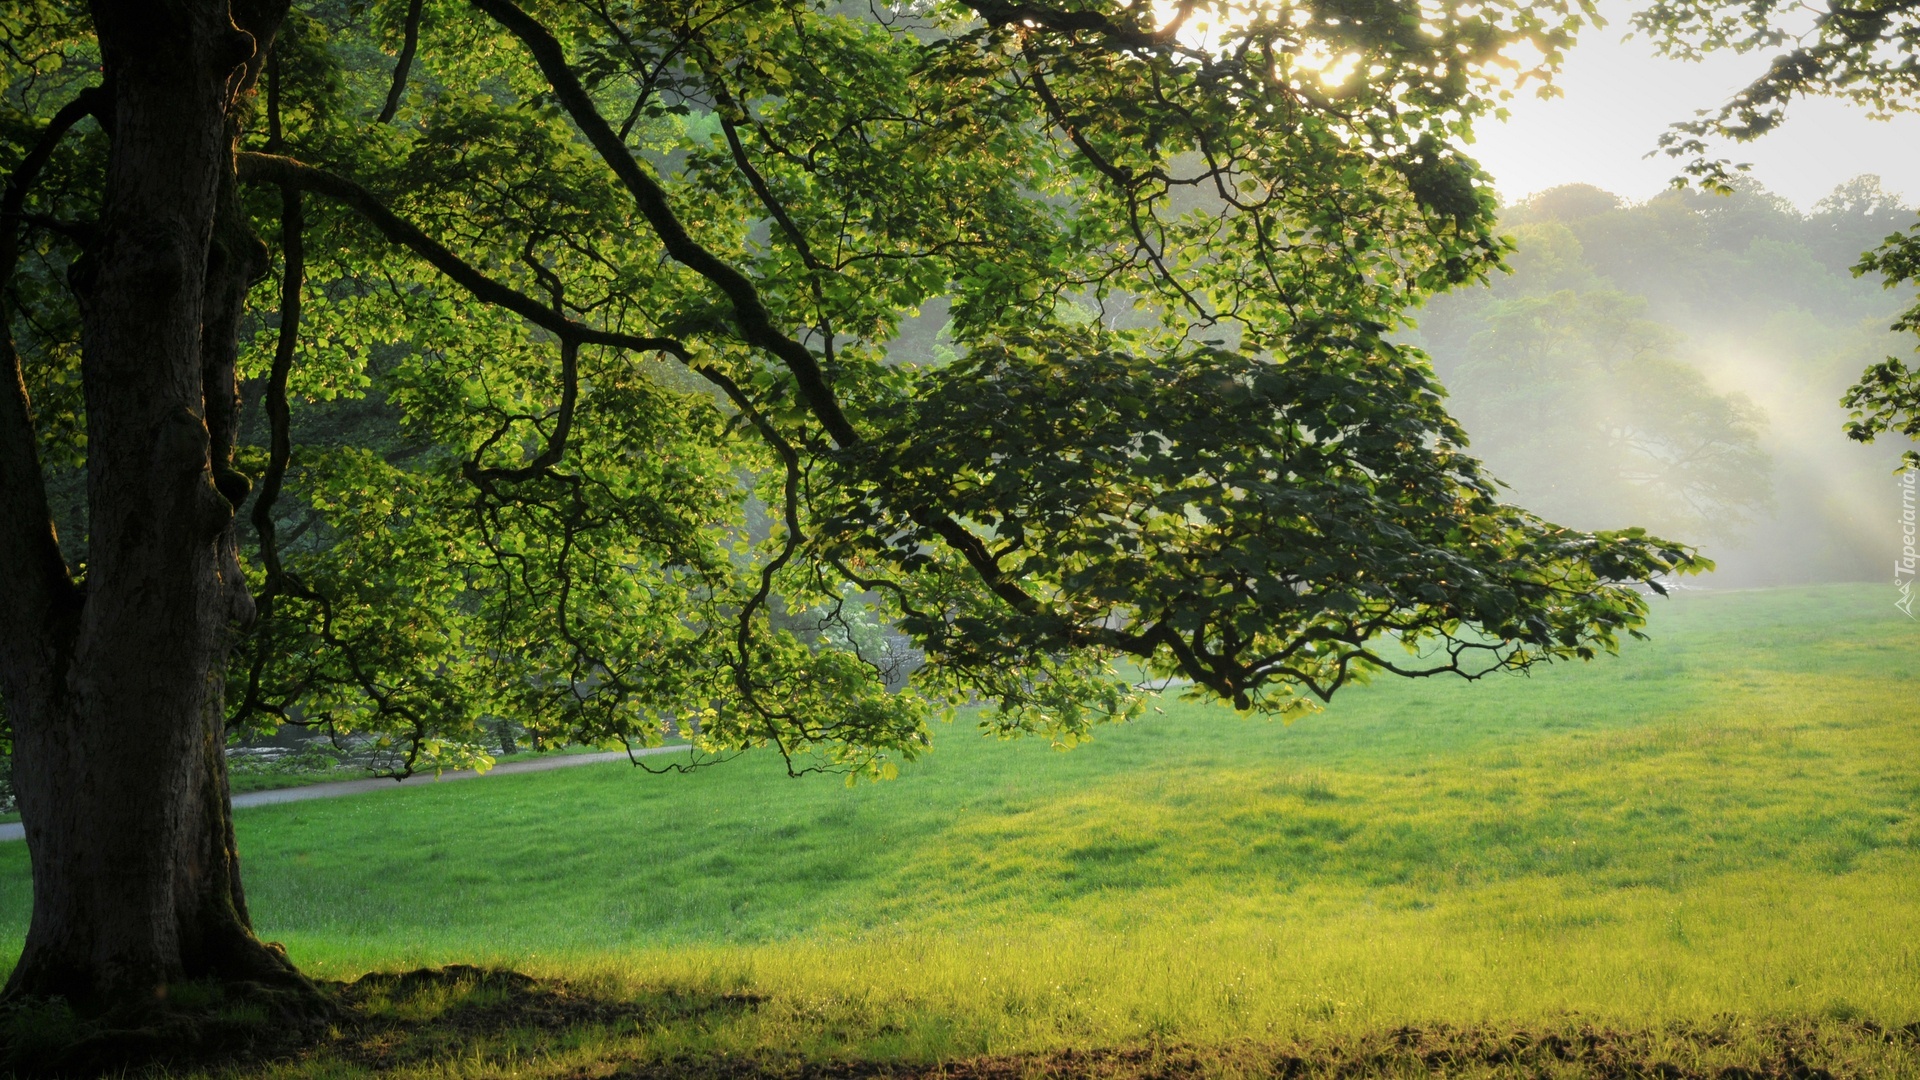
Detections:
[0, 744, 692, 843]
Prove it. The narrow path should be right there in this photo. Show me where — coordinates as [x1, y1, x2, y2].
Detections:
[0, 744, 691, 843]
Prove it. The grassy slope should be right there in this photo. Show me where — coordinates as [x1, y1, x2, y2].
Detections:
[0, 585, 1915, 1065]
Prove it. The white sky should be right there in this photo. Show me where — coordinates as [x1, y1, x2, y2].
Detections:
[1470, 14, 1920, 209]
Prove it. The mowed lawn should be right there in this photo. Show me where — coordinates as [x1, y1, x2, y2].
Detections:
[0, 584, 1915, 1064]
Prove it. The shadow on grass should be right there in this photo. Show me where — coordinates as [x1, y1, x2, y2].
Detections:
[329, 963, 767, 1071]
[0, 963, 764, 1077]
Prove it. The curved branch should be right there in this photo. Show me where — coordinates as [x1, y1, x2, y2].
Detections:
[697, 365, 807, 702]
[1023, 51, 1212, 321]
[466, 0, 860, 448]
[232, 151, 1062, 660]
[465, 337, 579, 488]
[0, 86, 102, 654]
[234, 151, 687, 360]
[230, 153, 846, 513]
[237, 181, 304, 723]
[377, 0, 426, 124]
[252, 186, 302, 589]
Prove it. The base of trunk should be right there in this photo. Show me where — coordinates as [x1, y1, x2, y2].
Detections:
[5, 915, 306, 999]
[0, 945, 335, 1077]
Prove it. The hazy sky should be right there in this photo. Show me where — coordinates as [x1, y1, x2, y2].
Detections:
[1470, 14, 1920, 209]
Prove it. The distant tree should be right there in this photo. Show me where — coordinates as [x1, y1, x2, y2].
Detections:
[1634, 0, 1920, 467]
[1438, 283, 1770, 540]
[1513, 179, 1894, 321]
[0, 0, 1695, 1020]
[1421, 181, 1920, 581]
[1809, 175, 1914, 272]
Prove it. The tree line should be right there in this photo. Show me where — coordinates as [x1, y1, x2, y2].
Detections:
[1420, 177, 1914, 585]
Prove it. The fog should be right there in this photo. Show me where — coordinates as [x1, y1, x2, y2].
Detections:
[1413, 181, 1914, 587]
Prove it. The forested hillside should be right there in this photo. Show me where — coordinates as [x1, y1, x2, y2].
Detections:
[1415, 179, 1915, 586]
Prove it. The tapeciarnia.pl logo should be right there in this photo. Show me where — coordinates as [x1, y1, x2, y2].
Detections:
[1899, 469, 1917, 618]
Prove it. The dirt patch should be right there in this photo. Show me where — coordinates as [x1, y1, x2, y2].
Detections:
[614, 1019, 1920, 1080]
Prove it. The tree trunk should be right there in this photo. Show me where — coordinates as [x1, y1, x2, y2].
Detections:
[0, 0, 304, 1011]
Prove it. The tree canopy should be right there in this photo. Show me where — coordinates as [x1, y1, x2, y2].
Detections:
[0, 0, 1707, 786]
[0, 0, 1752, 1013]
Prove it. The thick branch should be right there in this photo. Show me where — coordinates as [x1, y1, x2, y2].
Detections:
[464, 337, 579, 488]
[251, 187, 301, 591]
[1024, 55, 1137, 190]
[466, 0, 861, 448]
[964, 1, 1183, 54]
[713, 109, 822, 273]
[238, 180, 303, 723]
[0, 87, 100, 657]
[234, 151, 686, 360]
[377, 0, 425, 124]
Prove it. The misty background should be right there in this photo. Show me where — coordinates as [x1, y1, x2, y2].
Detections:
[1410, 179, 1914, 586]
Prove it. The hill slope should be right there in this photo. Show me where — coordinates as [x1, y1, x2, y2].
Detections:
[0, 585, 1912, 1067]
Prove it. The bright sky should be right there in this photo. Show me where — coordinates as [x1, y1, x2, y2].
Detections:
[1470, 12, 1920, 209]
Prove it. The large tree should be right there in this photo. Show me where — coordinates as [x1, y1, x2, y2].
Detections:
[0, 0, 1695, 1017]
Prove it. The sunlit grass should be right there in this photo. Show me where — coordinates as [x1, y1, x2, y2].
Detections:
[0, 584, 1914, 1072]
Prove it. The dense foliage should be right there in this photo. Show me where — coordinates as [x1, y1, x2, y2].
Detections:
[2, 0, 1700, 782]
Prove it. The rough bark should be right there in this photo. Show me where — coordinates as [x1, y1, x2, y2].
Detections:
[0, 0, 308, 1012]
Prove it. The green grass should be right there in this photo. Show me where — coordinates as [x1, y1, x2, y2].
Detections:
[1, 584, 1916, 1074]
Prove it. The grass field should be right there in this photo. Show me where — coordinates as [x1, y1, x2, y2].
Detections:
[1, 584, 1916, 1076]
